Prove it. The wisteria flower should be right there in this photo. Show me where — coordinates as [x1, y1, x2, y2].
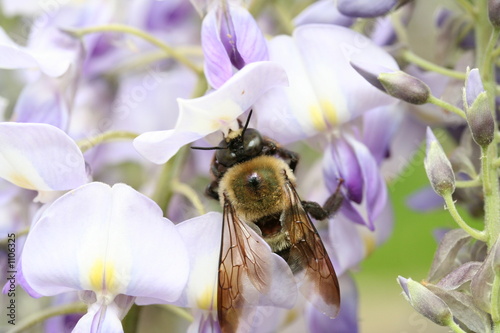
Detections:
[21, 182, 190, 332]
[133, 61, 288, 164]
[202, 2, 268, 89]
[253, 24, 399, 143]
[0, 122, 87, 202]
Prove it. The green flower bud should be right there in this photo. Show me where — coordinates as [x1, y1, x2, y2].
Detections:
[398, 276, 453, 326]
[464, 68, 494, 147]
[350, 60, 430, 104]
[424, 128, 455, 196]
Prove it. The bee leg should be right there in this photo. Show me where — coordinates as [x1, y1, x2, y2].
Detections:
[205, 181, 220, 201]
[274, 146, 300, 172]
[303, 178, 344, 220]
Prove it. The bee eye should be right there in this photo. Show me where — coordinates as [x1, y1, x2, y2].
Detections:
[243, 129, 263, 156]
[216, 140, 238, 167]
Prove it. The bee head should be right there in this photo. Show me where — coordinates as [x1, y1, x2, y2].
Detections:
[191, 110, 264, 167]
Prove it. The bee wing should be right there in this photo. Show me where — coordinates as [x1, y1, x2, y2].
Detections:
[218, 194, 296, 332]
[283, 180, 341, 318]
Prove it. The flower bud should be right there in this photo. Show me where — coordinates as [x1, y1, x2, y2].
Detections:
[463, 68, 494, 147]
[489, 0, 500, 28]
[378, 71, 431, 104]
[424, 128, 456, 196]
[398, 276, 453, 326]
[350, 60, 430, 104]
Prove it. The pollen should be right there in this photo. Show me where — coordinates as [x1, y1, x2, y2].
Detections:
[89, 259, 117, 293]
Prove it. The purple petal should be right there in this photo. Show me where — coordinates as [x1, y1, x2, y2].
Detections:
[370, 16, 396, 46]
[362, 104, 402, 165]
[407, 186, 445, 212]
[325, 139, 363, 203]
[13, 76, 69, 130]
[202, 8, 234, 89]
[294, 0, 355, 27]
[324, 136, 387, 229]
[337, 0, 398, 18]
[465, 68, 484, 107]
[202, 5, 268, 89]
[231, 5, 269, 66]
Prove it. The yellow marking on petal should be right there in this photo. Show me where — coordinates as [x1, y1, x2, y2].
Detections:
[89, 259, 117, 293]
[362, 233, 377, 257]
[321, 99, 338, 126]
[196, 285, 216, 310]
[309, 104, 327, 131]
[8, 173, 36, 190]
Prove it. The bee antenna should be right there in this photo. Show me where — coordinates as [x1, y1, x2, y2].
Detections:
[241, 109, 253, 137]
[190, 146, 226, 151]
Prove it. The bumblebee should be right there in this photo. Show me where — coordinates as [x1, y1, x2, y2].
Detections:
[193, 111, 342, 332]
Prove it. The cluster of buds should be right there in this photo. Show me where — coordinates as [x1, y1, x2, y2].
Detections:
[398, 229, 498, 332]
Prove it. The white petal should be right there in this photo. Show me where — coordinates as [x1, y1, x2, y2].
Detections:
[0, 122, 87, 191]
[22, 182, 189, 303]
[155, 212, 222, 309]
[72, 301, 124, 333]
[293, 25, 398, 122]
[133, 129, 202, 165]
[134, 61, 288, 164]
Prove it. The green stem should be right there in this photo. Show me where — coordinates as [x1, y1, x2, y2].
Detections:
[483, 143, 500, 248]
[455, 177, 482, 188]
[492, 274, 500, 324]
[106, 47, 203, 77]
[447, 320, 468, 333]
[156, 304, 194, 322]
[6, 303, 87, 333]
[64, 24, 202, 75]
[78, 131, 139, 153]
[456, 0, 477, 17]
[172, 181, 206, 215]
[443, 192, 487, 241]
[426, 95, 467, 119]
[482, 146, 492, 195]
[402, 50, 466, 80]
[152, 146, 189, 215]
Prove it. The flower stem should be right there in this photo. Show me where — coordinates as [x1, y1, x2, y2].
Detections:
[64, 24, 203, 75]
[443, 192, 487, 241]
[402, 50, 466, 80]
[6, 302, 87, 333]
[455, 177, 482, 188]
[426, 95, 467, 119]
[447, 320, 467, 333]
[482, 143, 500, 248]
[492, 274, 500, 323]
[78, 131, 139, 153]
[152, 146, 189, 215]
[172, 180, 206, 215]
